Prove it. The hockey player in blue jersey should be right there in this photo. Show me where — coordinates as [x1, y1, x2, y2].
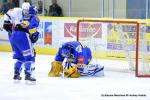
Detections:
[48, 41, 104, 78]
[3, 3, 39, 83]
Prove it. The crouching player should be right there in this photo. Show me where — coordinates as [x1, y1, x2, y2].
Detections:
[48, 41, 104, 78]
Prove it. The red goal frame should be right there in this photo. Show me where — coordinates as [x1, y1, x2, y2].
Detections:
[76, 19, 150, 77]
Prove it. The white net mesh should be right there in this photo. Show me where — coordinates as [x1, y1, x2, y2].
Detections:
[138, 23, 150, 76]
[77, 20, 150, 77]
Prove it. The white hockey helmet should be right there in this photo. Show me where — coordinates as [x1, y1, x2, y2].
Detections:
[22, 2, 31, 16]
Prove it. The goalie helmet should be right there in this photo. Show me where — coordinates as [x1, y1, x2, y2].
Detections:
[61, 43, 73, 57]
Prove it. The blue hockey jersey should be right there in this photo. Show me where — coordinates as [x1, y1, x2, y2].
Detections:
[55, 41, 92, 65]
[11, 15, 39, 61]
[22, 15, 39, 34]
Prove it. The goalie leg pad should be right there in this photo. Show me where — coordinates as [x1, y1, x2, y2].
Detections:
[81, 64, 104, 77]
[48, 61, 63, 77]
[94, 65, 104, 77]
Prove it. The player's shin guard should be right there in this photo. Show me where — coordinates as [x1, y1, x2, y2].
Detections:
[13, 60, 23, 80]
[24, 61, 36, 82]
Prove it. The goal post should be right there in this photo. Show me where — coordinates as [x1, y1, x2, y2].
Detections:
[76, 19, 150, 77]
[137, 23, 150, 77]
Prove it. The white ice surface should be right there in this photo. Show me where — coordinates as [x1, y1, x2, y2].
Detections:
[0, 52, 150, 100]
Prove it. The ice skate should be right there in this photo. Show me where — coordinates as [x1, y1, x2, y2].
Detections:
[25, 74, 36, 85]
[13, 74, 22, 83]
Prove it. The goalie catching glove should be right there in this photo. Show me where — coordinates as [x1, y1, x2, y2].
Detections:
[64, 65, 80, 78]
[48, 61, 63, 77]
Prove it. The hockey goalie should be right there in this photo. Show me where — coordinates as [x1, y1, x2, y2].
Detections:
[48, 41, 104, 78]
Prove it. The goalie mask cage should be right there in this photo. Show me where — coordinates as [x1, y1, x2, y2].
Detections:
[76, 19, 150, 77]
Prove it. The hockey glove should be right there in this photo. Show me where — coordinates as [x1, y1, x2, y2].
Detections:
[3, 21, 12, 32]
[21, 21, 30, 28]
[30, 32, 39, 43]
[64, 65, 80, 78]
[48, 61, 63, 77]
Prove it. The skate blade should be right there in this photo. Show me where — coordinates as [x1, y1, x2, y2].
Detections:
[13, 80, 21, 84]
[25, 80, 36, 85]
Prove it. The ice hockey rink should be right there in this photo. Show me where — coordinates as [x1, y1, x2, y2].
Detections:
[0, 51, 150, 100]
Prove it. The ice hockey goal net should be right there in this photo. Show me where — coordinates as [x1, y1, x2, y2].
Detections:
[76, 19, 150, 77]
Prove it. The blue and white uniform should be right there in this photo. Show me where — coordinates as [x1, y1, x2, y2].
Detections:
[55, 41, 104, 77]
[3, 5, 39, 76]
